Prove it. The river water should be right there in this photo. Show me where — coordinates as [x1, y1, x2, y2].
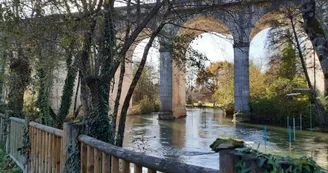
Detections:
[123, 108, 328, 170]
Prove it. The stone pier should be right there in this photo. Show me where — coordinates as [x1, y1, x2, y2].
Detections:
[233, 44, 250, 113]
[159, 50, 174, 120]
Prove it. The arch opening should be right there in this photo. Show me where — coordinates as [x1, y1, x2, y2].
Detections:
[111, 30, 160, 115]
[248, 8, 325, 126]
[172, 15, 234, 117]
[186, 32, 234, 108]
[250, 8, 325, 95]
[131, 37, 160, 115]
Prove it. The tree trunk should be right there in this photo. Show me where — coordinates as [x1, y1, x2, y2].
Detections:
[80, 75, 92, 119]
[116, 23, 166, 147]
[37, 67, 51, 125]
[84, 0, 116, 143]
[55, 47, 78, 128]
[73, 70, 81, 118]
[289, 16, 313, 89]
[85, 79, 112, 143]
[79, 19, 96, 120]
[112, 58, 125, 144]
[8, 50, 31, 117]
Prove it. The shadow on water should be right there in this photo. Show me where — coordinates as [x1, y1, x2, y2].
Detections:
[123, 107, 328, 170]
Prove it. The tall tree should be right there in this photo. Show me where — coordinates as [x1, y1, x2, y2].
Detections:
[267, 6, 327, 126]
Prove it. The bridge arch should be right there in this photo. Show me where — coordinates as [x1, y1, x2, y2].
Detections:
[176, 16, 232, 40]
[249, 8, 325, 94]
[170, 16, 233, 117]
[249, 8, 302, 42]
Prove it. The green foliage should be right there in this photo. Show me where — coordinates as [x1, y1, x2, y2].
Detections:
[0, 112, 9, 144]
[235, 148, 325, 173]
[36, 68, 53, 126]
[0, 144, 22, 173]
[321, 96, 328, 119]
[213, 61, 234, 109]
[280, 42, 297, 80]
[132, 66, 159, 114]
[138, 96, 155, 114]
[249, 64, 267, 101]
[210, 62, 265, 114]
[22, 81, 38, 118]
[133, 66, 159, 103]
[250, 75, 310, 126]
[235, 160, 251, 173]
[0, 104, 8, 114]
[64, 140, 81, 173]
[249, 40, 311, 126]
[85, 79, 112, 143]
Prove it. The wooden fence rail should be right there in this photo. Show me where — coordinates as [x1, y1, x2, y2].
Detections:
[78, 135, 219, 173]
[1, 115, 220, 173]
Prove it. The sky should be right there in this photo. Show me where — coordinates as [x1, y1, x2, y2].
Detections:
[132, 28, 272, 78]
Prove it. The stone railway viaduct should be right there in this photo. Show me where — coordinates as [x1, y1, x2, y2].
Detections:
[51, 0, 325, 119]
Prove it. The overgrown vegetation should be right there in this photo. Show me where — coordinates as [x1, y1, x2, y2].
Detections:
[250, 41, 310, 125]
[235, 148, 325, 173]
[0, 144, 22, 173]
[250, 41, 312, 126]
[131, 66, 160, 115]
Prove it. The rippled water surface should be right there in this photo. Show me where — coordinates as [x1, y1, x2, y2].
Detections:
[123, 108, 328, 170]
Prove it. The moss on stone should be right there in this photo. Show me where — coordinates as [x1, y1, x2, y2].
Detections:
[210, 138, 244, 152]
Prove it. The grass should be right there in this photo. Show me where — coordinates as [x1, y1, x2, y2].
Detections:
[0, 144, 22, 173]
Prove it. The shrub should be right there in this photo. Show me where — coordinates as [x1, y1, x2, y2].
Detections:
[0, 104, 7, 114]
[250, 96, 312, 127]
[138, 96, 155, 114]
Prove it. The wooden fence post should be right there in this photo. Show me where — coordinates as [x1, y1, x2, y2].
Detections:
[62, 122, 83, 173]
[219, 150, 241, 173]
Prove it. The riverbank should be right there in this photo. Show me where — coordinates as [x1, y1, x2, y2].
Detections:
[186, 103, 222, 108]
[238, 121, 328, 141]
[186, 105, 328, 133]
[247, 113, 328, 133]
[0, 145, 21, 173]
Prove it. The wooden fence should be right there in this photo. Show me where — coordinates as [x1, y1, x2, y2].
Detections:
[29, 121, 63, 173]
[8, 117, 26, 170]
[0, 113, 220, 173]
[79, 135, 218, 173]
